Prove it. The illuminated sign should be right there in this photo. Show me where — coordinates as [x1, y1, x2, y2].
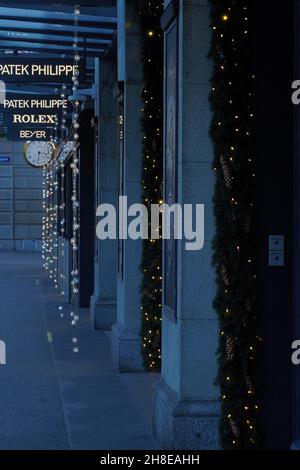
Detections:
[7, 127, 54, 141]
[0, 58, 83, 83]
[0, 57, 79, 140]
[1, 93, 71, 140]
[0, 156, 10, 163]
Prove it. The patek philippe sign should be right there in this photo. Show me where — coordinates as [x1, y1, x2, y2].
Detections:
[3, 96, 70, 113]
[0, 58, 83, 83]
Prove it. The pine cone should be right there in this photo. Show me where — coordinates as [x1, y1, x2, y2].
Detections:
[229, 418, 240, 438]
[226, 336, 235, 362]
[220, 264, 229, 286]
[220, 156, 233, 189]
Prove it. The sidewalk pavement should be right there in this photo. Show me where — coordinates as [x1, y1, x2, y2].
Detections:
[0, 251, 158, 450]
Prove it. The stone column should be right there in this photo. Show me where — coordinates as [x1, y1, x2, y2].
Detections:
[153, 0, 220, 450]
[90, 58, 118, 330]
[111, 0, 144, 371]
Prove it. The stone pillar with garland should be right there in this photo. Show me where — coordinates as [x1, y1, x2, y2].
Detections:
[153, 0, 220, 450]
[90, 57, 118, 330]
[110, 0, 145, 371]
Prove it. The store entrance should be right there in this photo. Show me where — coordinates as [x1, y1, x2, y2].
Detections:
[254, 0, 294, 449]
[78, 109, 96, 308]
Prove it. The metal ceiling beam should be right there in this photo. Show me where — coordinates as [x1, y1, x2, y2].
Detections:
[0, 7, 117, 29]
[0, 52, 91, 62]
[6, 86, 64, 95]
[0, 39, 104, 52]
[0, 34, 110, 49]
[0, 1, 116, 6]
[0, 51, 98, 67]
[0, 42, 104, 58]
[0, 24, 114, 40]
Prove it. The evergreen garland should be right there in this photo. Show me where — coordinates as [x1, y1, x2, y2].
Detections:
[137, 1, 164, 371]
[209, 1, 261, 448]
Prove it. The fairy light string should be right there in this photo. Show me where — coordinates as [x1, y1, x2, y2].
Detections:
[43, 159, 59, 286]
[57, 83, 70, 297]
[137, 1, 164, 371]
[69, 4, 81, 354]
[42, 5, 81, 354]
[42, 165, 50, 270]
[209, 1, 261, 449]
[59, 130, 66, 295]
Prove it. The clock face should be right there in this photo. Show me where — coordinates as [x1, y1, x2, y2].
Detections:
[24, 141, 55, 167]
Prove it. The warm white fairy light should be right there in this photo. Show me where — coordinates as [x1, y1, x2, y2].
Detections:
[46, 162, 59, 288]
[42, 163, 55, 274]
[53, 160, 60, 290]
[42, 166, 48, 268]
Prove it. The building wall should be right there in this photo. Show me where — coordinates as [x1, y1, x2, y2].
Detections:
[0, 141, 43, 252]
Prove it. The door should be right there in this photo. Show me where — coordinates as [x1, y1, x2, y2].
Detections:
[78, 109, 95, 308]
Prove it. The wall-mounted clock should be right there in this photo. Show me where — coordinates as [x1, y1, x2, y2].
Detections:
[24, 141, 55, 167]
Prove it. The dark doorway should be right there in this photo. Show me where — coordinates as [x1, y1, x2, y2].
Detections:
[78, 109, 96, 308]
[254, 0, 294, 449]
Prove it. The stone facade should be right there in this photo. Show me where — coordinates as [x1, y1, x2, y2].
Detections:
[0, 141, 43, 252]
